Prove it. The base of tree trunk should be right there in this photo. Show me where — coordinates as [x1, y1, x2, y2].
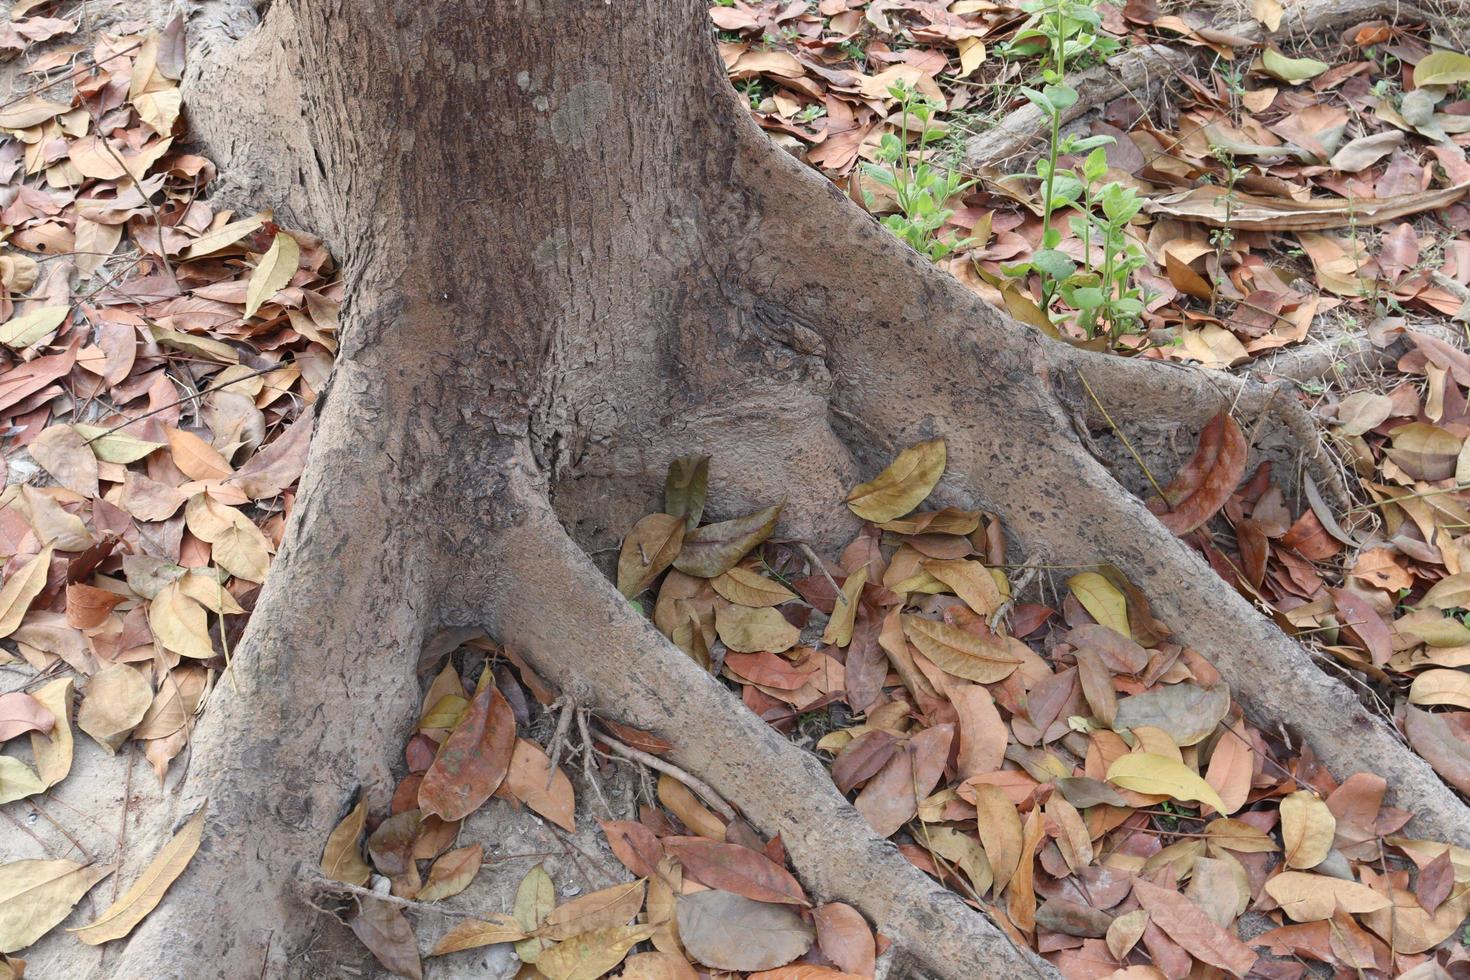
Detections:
[75, 2, 1470, 977]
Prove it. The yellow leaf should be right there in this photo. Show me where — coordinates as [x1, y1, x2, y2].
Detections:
[0, 548, 53, 638]
[924, 558, 1002, 617]
[845, 439, 946, 522]
[1415, 50, 1470, 87]
[710, 566, 796, 607]
[1409, 668, 1470, 709]
[29, 677, 73, 788]
[181, 214, 266, 260]
[72, 805, 207, 944]
[1251, 0, 1283, 30]
[71, 425, 163, 464]
[821, 567, 867, 647]
[243, 232, 300, 319]
[536, 924, 656, 980]
[148, 581, 215, 659]
[1066, 572, 1130, 637]
[957, 37, 985, 77]
[320, 799, 372, 887]
[902, 614, 1021, 684]
[539, 879, 646, 941]
[0, 757, 48, 806]
[0, 859, 114, 953]
[417, 844, 484, 903]
[430, 913, 528, 955]
[715, 604, 799, 653]
[1107, 753, 1226, 814]
[0, 306, 68, 349]
[1279, 791, 1335, 869]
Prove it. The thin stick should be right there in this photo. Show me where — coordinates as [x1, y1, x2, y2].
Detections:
[299, 870, 480, 918]
[1076, 370, 1170, 504]
[80, 364, 280, 444]
[593, 724, 736, 822]
[0, 41, 143, 114]
[798, 542, 846, 606]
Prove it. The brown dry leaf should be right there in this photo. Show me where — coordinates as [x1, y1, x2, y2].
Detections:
[674, 504, 782, 578]
[1204, 718, 1253, 815]
[0, 549, 53, 639]
[1264, 871, 1392, 921]
[665, 838, 807, 905]
[971, 783, 1024, 895]
[1148, 412, 1246, 535]
[1279, 791, 1335, 870]
[165, 427, 233, 480]
[1074, 646, 1117, 728]
[320, 798, 372, 887]
[675, 889, 814, 972]
[76, 665, 151, 754]
[811, 902, 875, 977]
[349, 895, 422, 980]
[0, 859, 114, 954]
[845, 439, 946, 522]
[618, 513, 685, 598]
[0, 693, 53, 743]
[502, 737, 575, 831]
[716, 604, 800, 653]
[621, 951, 699, 979]
[71, 805, 206, 944]
[416, 844, 483, 903]
[952, 682, 1007, 778]
[1147, 181, 1470, 231]
[148, 580, 215, 660]
[417, 682, 516, 821]
[540, 879, 646, 941]
[1005, 806, 1043, 932]
[1107, 909, 1150, 961]
[29, 677, 72, 788]
[28, 425, 97, 496]
[1403, 706, 1470, 794]
[243, 232, 300, 319]
[710, 566, 796, 607]
[1131, 878, 1257, 976]
[429, 913, 527, 955]
[901, 615, 1021, 683]
[1361, 884, 1470, 953]
[64, 583, 125, 630]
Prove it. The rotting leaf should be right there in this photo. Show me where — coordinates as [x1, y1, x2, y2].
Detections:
[71, 805, 206, 945]
[1112, 683, 1230, 746]
[664, 456, 710, 530]
[674, 504, 782, 578]
[845, 439, 946, 522]
[418, 681, 516, 821]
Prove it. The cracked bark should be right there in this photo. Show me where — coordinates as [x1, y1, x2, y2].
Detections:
[95, 1, 1470, 977]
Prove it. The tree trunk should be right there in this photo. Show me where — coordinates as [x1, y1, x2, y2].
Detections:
[100, 1, 1470, 977]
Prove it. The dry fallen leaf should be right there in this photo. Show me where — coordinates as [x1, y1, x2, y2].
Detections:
[845, 439, 946, 522]
[0, 859, 114, 954]
[71, 805, 207, 944]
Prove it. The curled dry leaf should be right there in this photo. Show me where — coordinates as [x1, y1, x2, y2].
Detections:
[71, 805, 206, 945]
[0, 692, 53, 743]
[674, 504, 782, 578]
[618, 513, 685, 598]
[845, 439, 946, 522]
[676, 889, 814, 972]
[0, 549, 53, 639]
[1147, 411, 1247, 535]
[820, 567, 866, 647]
[319, 799, 372, 887]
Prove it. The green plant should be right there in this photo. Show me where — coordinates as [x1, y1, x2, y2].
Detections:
[1000, 0, 1146, 339]
[861, 81, 978, 261]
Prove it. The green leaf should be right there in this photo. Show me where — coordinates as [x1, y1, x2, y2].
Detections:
[1415, 50, 1470, 87]
[1260, 48, 1329, 84]
[0, 306, 68, 349]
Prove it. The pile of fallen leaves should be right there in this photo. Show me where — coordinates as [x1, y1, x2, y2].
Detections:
[0, 14, 331, 969]
[714, 0, 1470, 357]
[303, 440, 1470, 978]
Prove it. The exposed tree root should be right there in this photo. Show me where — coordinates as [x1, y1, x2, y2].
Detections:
[963, 0, 1438, 171]
[471, 454, 1058, 980]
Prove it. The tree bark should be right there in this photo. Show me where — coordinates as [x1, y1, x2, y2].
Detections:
[98, 1, 1470, 977]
